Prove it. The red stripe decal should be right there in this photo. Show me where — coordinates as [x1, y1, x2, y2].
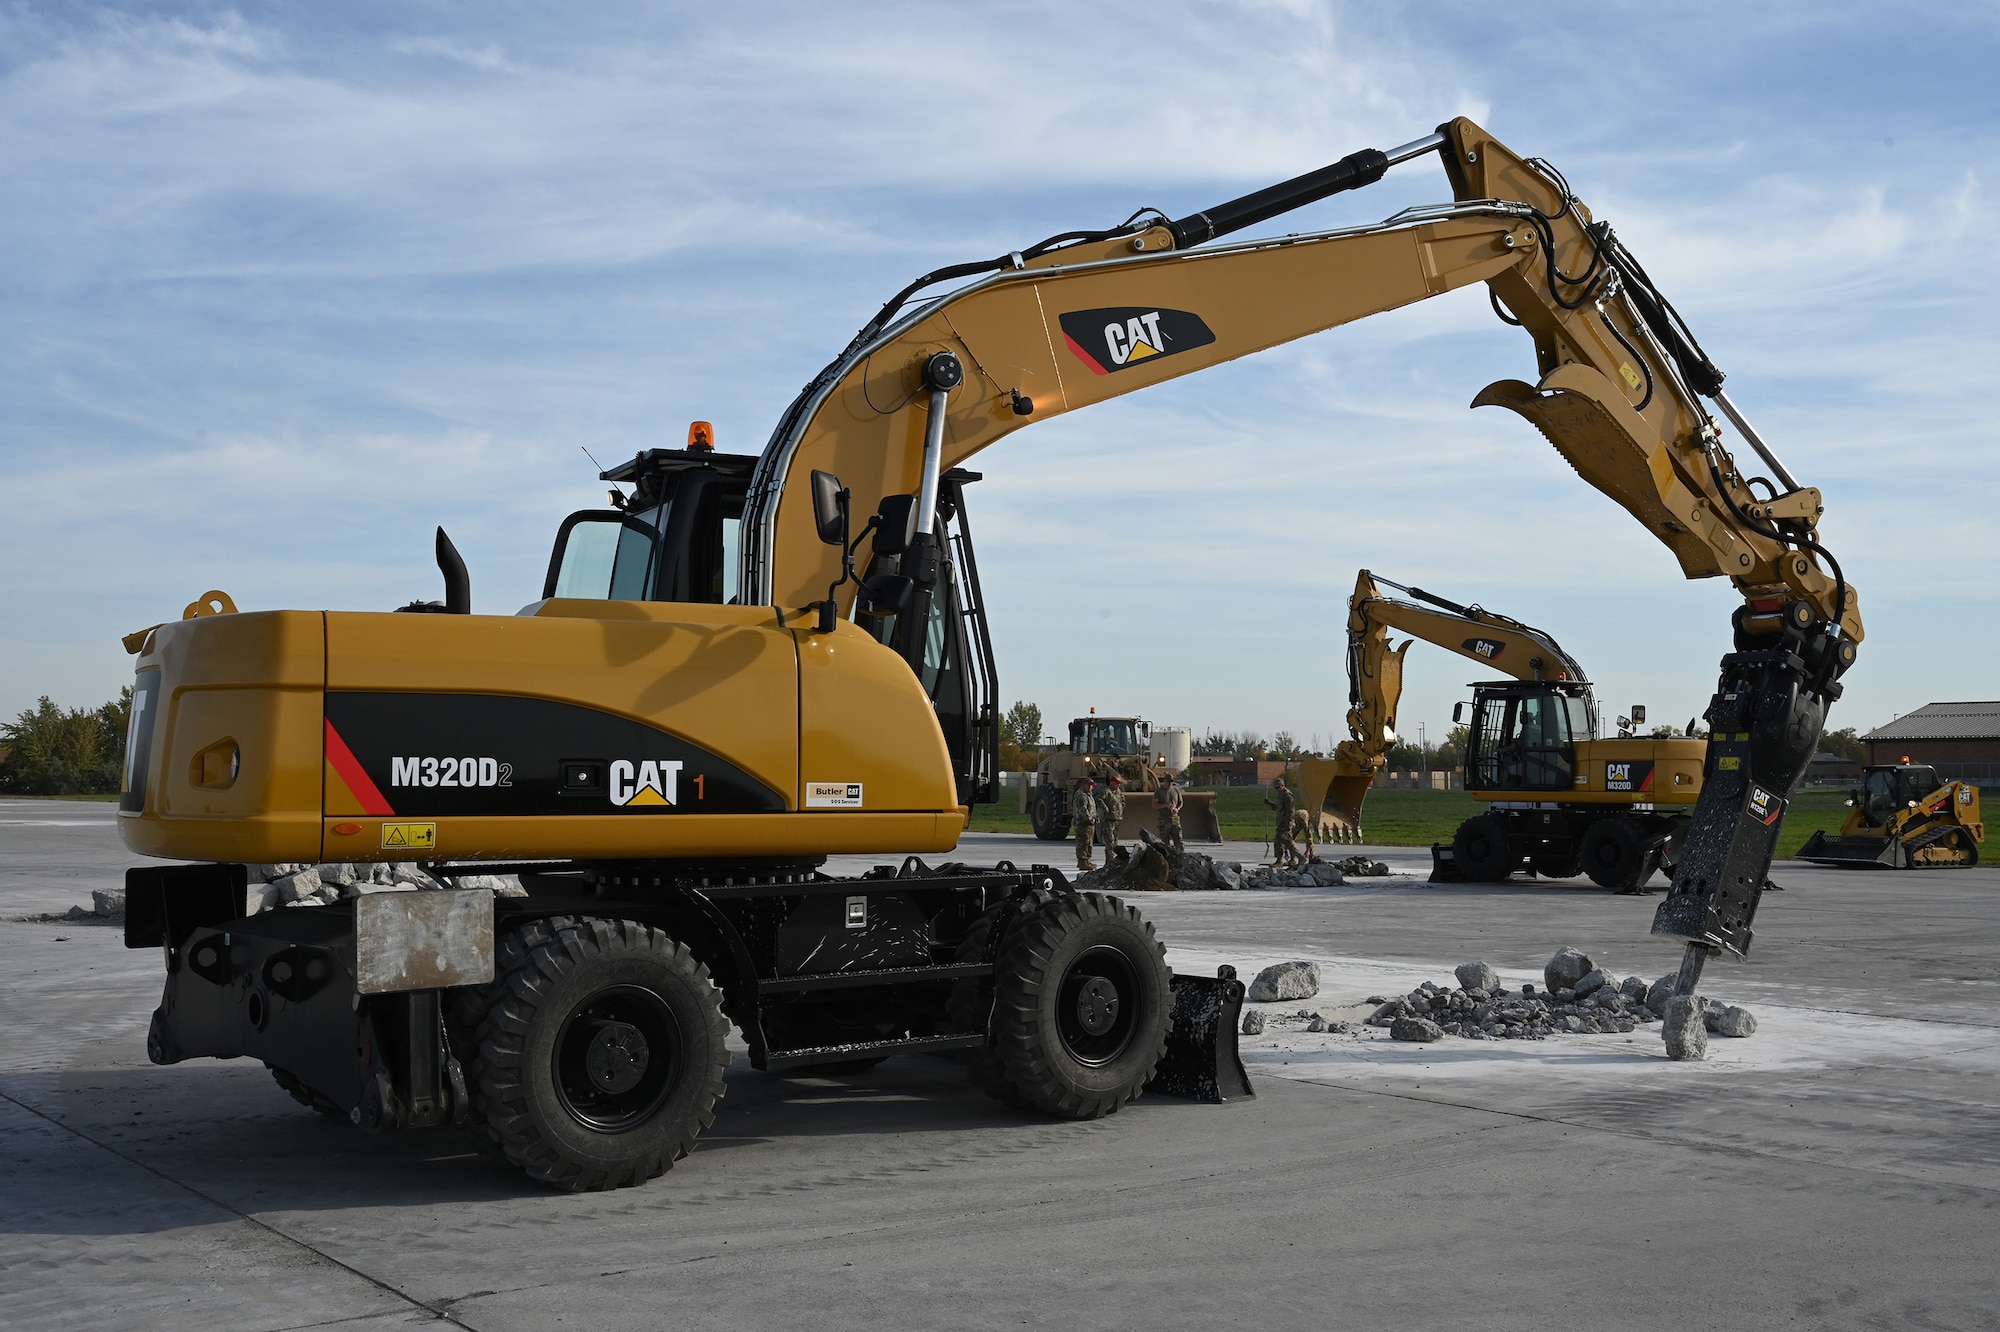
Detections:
[1638, 768, 1654, 791]
[324, 720, 395, 816]
[1062, 331, 1110, 375]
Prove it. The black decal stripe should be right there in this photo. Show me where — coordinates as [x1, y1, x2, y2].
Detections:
[323, 692, 785, 816]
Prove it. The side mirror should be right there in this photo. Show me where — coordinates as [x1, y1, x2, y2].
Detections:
[811, 470, 848, 546]
[1630, 704, 1647, 725]
[1452, 702, 1465, 724]
[855, 573, 914, 617]
[873, 494, 918, 556]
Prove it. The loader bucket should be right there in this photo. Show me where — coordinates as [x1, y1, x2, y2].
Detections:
[1114, 791, 1223, 844]
[1795, 830, 1903, 869]
[1145, 966, 1254, 1102]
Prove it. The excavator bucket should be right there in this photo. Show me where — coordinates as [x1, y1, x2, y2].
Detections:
[1114, 792, 1222, 844]
[1299, 757, 1373, 844]
[1145, 966, 1254, 1102]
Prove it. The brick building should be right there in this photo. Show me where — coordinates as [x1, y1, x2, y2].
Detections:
[1862, 702, 2000, 785]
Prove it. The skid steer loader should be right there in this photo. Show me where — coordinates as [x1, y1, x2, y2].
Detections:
[1797, 763, 1983, 868]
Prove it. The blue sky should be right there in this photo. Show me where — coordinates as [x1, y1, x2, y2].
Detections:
[3, 1, 1994, 751]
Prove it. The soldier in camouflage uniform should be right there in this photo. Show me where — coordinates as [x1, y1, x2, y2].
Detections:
[1100, 774, 1126, 857]
[1154, 771, 1185, 851]
[1072, 776, 1100, 871]
[1265, 776, 1302, 868]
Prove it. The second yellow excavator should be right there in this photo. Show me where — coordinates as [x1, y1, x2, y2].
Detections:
[1299, 570, 1705, 889]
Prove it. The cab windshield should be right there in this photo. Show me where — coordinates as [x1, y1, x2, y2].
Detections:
[1072, 720, 1141, 756]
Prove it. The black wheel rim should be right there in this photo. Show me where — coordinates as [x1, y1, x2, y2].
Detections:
[553, 984, 682, 1133]
[1055, 944, 1141, 1066]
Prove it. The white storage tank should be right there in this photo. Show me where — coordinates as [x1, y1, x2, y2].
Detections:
[1151, 726, 1192, 773]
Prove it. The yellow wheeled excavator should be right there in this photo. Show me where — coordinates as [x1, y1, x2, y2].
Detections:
[119, 114, 1865, 1189]
[1298, 570, 1705, 890]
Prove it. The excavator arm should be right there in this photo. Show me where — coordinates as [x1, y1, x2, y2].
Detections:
[744, 116, 1862, 993]
[1300, 569, 1591, 839]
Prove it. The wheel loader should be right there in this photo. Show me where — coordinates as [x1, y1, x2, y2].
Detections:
[121, 112, 1869, 1189]
[1797, 762, 1983, 868]
[1298, 570, 1706, 890]
[1029, 714, 1223, 843]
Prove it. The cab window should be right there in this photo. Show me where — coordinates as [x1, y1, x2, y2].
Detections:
[547, 514, 661, 600]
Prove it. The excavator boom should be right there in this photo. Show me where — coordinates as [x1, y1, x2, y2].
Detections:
[748, 116, 1861, 978]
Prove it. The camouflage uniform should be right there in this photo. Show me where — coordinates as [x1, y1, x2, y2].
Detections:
[1072, 781, 1099, 871]
[1266, 782, 1301, 868]
[1100, 782, 1126, 854]
[1155, 779, 1185, 851]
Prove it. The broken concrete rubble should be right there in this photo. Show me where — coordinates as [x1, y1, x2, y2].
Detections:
[1454, 961, 1501, 993]
[1246, 960, 1320, 1003]
[1662, 995, 1708, 1060]
[1072, 832, 1245, 893]
[1544, 946, 1594, 993]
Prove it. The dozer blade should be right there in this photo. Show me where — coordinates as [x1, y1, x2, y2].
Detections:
[1429, 842, 1465, 882]
[1795, 830, 1903, 869]
[1144, 966, 1253, 1102]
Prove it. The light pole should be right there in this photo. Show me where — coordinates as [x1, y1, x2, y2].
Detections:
[1419, 723, 1428, 787]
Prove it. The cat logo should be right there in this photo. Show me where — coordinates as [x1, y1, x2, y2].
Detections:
[1463, 638, 1506, 660]
[1747, 784, 1783, 826]
[1605, 760, 1654, 792]
[1057, 306, 1216, 375]
[609, 758, 683, 807]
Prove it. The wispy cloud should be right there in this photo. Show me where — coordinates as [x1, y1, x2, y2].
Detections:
[1, 1, 1994, 741]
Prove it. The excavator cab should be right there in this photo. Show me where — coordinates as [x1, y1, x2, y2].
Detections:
[543, 445, 999, 807]
[1464, 682, 1596, 794]
[542, 445, 756, 605]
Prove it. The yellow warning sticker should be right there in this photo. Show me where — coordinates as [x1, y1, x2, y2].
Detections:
[1717, 756, 1741, 771]
[380, 821, 437, 850]
[1619, 362, 1643, 391]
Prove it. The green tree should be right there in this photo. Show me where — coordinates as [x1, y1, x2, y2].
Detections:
[1001, 700, 1044, 750]
[0, 688, 130, 795]
[1432, 724, 1470, 771]
[1270, 730, 1299, 760]
[1819, 726, 1867, 762]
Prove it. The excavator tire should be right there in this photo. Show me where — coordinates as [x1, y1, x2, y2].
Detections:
[1530, 850, 1583, 880]
[1581, 817, 1649, 891]
[980, 892, 1171, 1119]
[949, 906, 1032, 1109]
[459, 915, 730, 1191]
[1030, 788, 1070, 841]
[1452, 816, 1516, 882]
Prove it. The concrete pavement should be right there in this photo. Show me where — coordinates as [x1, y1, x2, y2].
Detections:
[3, 803, 1996, 1329]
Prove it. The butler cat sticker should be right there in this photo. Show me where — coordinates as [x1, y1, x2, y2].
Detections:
[1058, 307, 1216, 375]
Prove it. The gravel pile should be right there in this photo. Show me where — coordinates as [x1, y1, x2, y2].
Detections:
[1362, 948, 1760, 1044]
